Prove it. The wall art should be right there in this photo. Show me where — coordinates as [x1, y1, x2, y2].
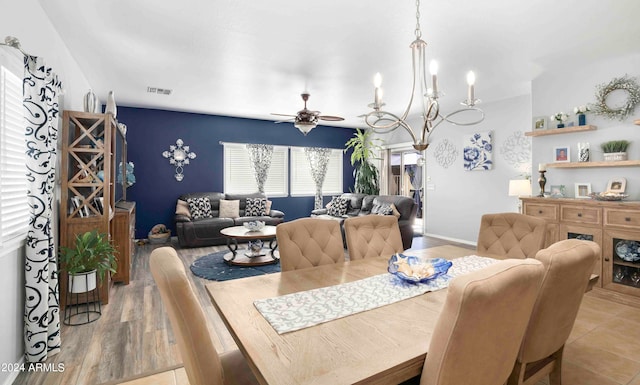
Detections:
[500, 131, 531, 170]
[463, 131, 493, 171]
[162, 139, 197, 181]
[432, 138, 457, 168]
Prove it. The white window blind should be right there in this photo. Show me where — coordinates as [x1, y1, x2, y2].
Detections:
[0, 65, 28, 245]
[223, 143, 288, 197]
[290, 148, 343, 196]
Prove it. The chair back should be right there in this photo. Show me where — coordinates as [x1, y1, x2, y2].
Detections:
[344, 215, 404, 260]
[421, 259, 544, 385]
[476, 212, 547, 259]
[149, 247, 223, 385]
[276, 218, 345, 271]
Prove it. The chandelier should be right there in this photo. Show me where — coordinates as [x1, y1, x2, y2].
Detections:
[363, 0, 484, 151]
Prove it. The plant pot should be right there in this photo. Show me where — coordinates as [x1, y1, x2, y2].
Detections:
[603, 152, 628, 162]
[68, 270, 97, 293]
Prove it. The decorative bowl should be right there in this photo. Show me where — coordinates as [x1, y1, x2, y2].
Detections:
[387, 254, 452, 284]
[589, 192, 628, 201]
[615, 240, 640, 262]
[243, 221, 265, 232]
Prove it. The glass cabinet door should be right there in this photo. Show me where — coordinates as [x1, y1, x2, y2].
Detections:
[603, 229, 640, 295]
[559, 224, 602, 280]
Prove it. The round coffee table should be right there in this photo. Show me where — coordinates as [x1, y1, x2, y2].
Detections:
[220, 225, 279, 266]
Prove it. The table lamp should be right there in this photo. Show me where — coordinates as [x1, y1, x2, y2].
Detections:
[509, 179, 531, 213]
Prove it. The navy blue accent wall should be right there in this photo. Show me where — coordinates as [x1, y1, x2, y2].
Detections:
[115, 106, 356, 239]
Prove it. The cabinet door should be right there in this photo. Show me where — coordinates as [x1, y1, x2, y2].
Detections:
[603, 229, 640, 296]
[559, 224, 602, 282]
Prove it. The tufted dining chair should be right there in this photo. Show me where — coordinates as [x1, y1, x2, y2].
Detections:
[508, 239, 599, 385]
[344, 215, 404, 260]
[149, 247, 258, 385]
[476, 212, 547, 260]
[276, 218, 345, 271]
[420, 259, 545, 385]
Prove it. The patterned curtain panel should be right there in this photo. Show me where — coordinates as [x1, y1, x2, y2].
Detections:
[304, 147, 331, 209]
[246, 144, 273, 193]
[23, 55, 62, 362]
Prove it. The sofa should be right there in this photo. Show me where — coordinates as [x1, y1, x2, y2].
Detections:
[311, 193, 417, 250]
[175, 192, 284, 248]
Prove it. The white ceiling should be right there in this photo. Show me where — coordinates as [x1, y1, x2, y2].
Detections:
[39, 0, 640, 129]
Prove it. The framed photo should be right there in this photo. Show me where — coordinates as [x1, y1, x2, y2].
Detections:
[606, 177, 626, 193]
[575, 183, 592, 199]
[533, 116, 547, 130]
[553, 146, 570, 163]
[549, 185, 566, 198]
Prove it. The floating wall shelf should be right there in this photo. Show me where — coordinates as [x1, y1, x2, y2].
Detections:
[525, 125, 597, 137]
[544, 160, 640, 169]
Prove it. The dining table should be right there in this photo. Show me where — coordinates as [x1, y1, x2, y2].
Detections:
[206, 245, 476, 385]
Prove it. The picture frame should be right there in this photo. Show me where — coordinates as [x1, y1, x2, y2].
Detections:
[549, 185, 566, 198]
[553, 146, 570, 163]
[575, 183, 592, 199]
[532, 116, 547, 130]
[606, 177, 627, 193]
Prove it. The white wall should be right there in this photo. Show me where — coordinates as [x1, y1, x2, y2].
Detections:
[0, 0, 92, 383]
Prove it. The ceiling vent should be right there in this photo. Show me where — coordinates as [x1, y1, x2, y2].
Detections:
[147, 87, 172, 95]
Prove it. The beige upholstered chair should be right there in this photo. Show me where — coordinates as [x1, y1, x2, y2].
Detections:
[149, 247, 258, 385]
[344, 215, 404, 260]
[476, 212, 547, 260]
[508, 239, 599, 385]
[276, 218, 345, 271]
[420, 259, 544, 385]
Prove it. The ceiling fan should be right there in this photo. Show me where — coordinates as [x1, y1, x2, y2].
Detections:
[271, 93, 344, 135]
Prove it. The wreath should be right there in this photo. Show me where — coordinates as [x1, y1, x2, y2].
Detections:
[590, 75, 640, 121]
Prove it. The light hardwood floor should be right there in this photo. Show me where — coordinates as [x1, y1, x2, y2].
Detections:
[12, 236, 640, 385]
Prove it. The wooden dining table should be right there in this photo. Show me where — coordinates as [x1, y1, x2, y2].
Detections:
[206, 245, 474, 385]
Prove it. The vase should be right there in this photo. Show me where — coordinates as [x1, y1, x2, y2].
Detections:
[106, 91, 117, 118]
[578, 142, 590, 162]
[557, 123, 565, 128]
[68, 270, 97, 293]
[578, 114, 586, 126]
[83, 89, 97, 113]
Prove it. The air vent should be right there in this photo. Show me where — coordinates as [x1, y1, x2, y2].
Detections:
[146, 87, 172, 95]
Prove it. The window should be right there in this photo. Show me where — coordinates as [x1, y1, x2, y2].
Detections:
[290, 148, 343, 196]
[0, 65, 28, 246]
[223, 143, 288, 197]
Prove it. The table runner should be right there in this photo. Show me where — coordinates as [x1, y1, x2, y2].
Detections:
[254, 255, 497, 334]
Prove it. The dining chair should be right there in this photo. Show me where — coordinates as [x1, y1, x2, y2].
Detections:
[276, 218, 345, 271]
[343, 215, 404, 260]
[149, 247, 258, 385]
[508, 239, 600, 385]
[476, 212, 547, 259]
[420, 258, 545, 385]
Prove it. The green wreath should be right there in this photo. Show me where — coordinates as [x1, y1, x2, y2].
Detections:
[590, 75, 640, 121]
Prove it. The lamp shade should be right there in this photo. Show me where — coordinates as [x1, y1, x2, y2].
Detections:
[509, 179, 531, 197]
[294, 121, 316, 135]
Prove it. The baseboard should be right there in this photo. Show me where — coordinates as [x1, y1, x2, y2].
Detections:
[2, 356, 24, 385]
[423, 233, 476, 247]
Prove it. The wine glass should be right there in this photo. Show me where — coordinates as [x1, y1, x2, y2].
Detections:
[631, 271, 640, 286]
[613, 266, 625, 283]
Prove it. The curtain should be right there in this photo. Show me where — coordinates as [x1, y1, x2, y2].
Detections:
[405, 164, 422, 213]
[23, 55, 63, 362]
[304, 147, 331, 209]
[246, 144, 273, 193]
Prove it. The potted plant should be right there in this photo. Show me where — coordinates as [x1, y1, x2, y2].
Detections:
[59, 230, 118, 293]
[601, 140, 630, 161]
[550, 112, 569, 128]
[344, 128, 381, 194]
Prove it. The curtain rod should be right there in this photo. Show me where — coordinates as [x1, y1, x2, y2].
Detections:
[218, 141, 344, 151]
[0, 36, 30, 56]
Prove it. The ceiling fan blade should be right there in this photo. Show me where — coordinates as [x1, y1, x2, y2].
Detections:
[271, 113, 297, 117]
[319, 115, 345, 121]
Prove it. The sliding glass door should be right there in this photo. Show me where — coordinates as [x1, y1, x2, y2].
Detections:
[388, 149, 424, 234]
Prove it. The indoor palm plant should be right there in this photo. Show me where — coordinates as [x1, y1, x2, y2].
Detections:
[344, 128, 381, 194]
[601, 140, 630, 161]
[59, 230, 118, 293]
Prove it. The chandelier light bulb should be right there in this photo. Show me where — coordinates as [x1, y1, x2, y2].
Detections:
[466, 71, 476, 86]
[429, 60, 438, 75]
[373, 72, 382, 88]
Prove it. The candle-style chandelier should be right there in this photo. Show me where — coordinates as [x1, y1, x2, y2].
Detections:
[363, 0, 485, 151]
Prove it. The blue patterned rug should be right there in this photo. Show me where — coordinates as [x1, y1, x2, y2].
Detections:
[190, 250, 281, 281]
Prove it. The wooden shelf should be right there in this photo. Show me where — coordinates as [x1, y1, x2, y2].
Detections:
[544, 160, 640, 169]
[635, 119, 640, 125]
[525, 125, 597, 137]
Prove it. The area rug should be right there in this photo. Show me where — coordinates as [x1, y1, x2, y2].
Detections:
[190, 250, 280, 281]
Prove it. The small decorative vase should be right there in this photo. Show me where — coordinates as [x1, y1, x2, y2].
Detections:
[557, 122, 565, 128]
[578, 114, 586, 126]
[106, 91, 117, 118]
[578, 142, 590, 162]
[83, 89, 97, 113]
[248, 240, 263, 255]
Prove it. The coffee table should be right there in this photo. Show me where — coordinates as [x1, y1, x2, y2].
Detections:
[220, 225, 279, 266]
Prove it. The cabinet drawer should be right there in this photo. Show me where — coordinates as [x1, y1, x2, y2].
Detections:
[524, 203, 558, 221]
[561, 205, 601, 225]
[604, 209, 640, 229]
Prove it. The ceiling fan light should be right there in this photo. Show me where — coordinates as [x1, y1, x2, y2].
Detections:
[294, 121, 316, 135]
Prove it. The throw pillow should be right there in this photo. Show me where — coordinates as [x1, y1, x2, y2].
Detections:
[245, 197, 267, 216]
[327, 196, 349, 216]
[390, 203, 402, 218]
[372, 203, 394, 216]
[266, 200, 273, 215]
[187, 197, 212, 220]
[219, 199, 240, 218]
[175, 199, 191, 218]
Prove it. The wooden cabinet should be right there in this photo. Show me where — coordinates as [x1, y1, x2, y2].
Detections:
[522, 197, 640, 295]
[112, 201, 136, 284]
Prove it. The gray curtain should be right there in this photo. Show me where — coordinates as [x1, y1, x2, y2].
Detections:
[246, 144, 273, 193]
[23, 55, 62, 362]
[304, 147, 331, 209]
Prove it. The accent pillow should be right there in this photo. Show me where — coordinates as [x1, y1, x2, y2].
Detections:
[175, 199, 191, 218]
[245, 197, 267, 216]
[372, 203, 394, 216]
[219, 199, 240, 218]
[390, 203, 402, 218]
[186, 197, 212, 220]
[265, 200, 273, 215]
[327, 196, 349, 216]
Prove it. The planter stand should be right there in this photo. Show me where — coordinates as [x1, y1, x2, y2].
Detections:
[63, 271, 102, 326]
